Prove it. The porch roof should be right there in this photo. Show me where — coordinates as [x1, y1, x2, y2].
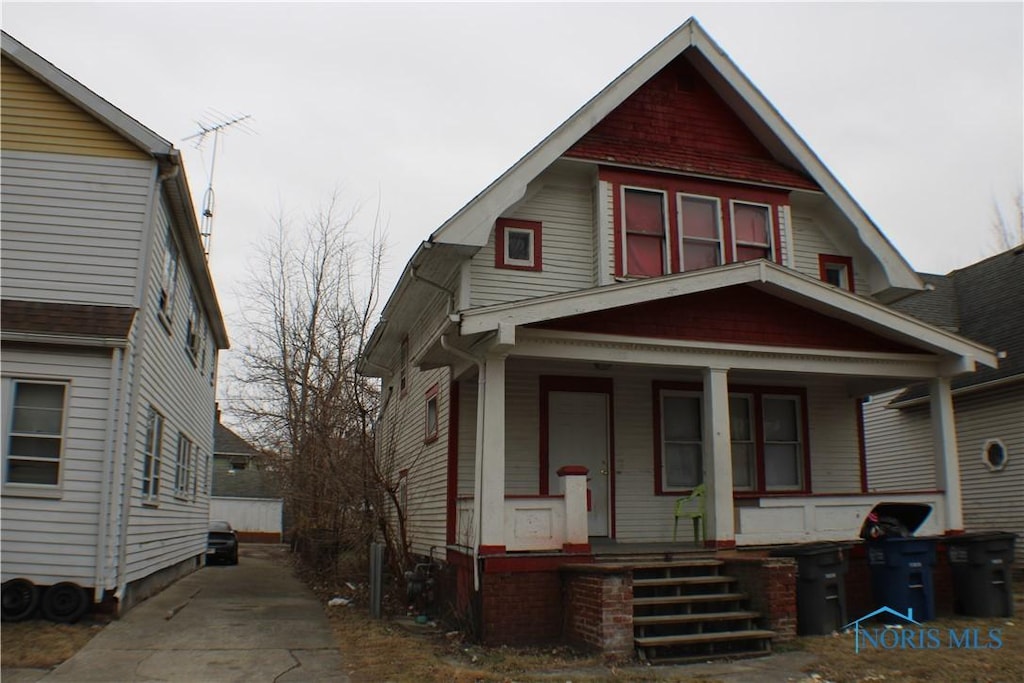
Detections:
[457, 260, 998, 372]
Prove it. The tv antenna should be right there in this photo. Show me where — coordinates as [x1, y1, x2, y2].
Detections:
[183, 111, 254, 256]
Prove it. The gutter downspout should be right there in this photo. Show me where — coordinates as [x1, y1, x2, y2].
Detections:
[94, 346, 123, 592]
[440, 335, 485, 591]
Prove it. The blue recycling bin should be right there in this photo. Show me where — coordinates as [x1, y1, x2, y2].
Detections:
[862, 503, 936, 622]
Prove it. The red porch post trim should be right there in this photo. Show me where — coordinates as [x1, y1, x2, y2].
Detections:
[446, 380, 460, 544]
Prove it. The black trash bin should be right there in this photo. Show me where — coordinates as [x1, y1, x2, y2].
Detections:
[771, 543, 850, 635]
[945, 531, 1016, 617]
[861, 503, 937, 623]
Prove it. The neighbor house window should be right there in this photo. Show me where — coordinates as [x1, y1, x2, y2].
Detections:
[159, 227, 179, 319]
[678, 195, 723, 272]
[424, 384, 439, 443]
[819, 254, 855, 292]
[142, 406, 164, 501]
[399, 337, 409, 396]
[174, 433, 195, 497]
[658, 391, 703, 491]
[623, 188, 668, 277]
[495, 218, 542, 271]
[186, 293, 206, 365]
[731, 201, 774, 262]
[982, 439, 1008, 472]
[4, 380, 67, 487]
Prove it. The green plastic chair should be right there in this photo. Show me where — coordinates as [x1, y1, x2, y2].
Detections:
[673, 483, 707, 545]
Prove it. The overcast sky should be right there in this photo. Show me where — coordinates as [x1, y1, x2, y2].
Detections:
[4, 2, 1022, 393]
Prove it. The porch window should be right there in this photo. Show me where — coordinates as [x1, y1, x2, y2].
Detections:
[731, 201, 773, 262]
[729, 395, 756, 490]
[660, 392, 703, 490]
[678, 195, 723, 272]
[623, 188, 668, 277]
[762, 395, 804, 490]
[3, 380, 68, 487]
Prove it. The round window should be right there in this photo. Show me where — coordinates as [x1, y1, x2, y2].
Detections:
[982, 439, 1008, 472]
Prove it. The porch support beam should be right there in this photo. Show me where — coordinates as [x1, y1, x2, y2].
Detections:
[703, 366, 735, 546]
[930, 376, 963, 532]
[479, 352, 508, 551]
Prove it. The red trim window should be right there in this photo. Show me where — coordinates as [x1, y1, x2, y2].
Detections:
[731, 201, 774, 262]
[819, 254, 855, 292]
[622, 188, 668, 277]
[678, 195, 723, 271]
[653, 384, 704, 494]
[424, 384, 439, 443]
[495, 218, 542, 271]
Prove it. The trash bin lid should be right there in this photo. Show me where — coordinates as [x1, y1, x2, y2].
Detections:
[860, 502, 933, 539]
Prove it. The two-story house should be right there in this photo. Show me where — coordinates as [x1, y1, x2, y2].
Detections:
[358, 19, 997, 660]
[1, 32, 229, 622]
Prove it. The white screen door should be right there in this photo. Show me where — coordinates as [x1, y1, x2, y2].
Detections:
[547, 391, 610, 537]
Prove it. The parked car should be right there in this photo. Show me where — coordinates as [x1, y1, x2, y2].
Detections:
[207, 520, 239, 565]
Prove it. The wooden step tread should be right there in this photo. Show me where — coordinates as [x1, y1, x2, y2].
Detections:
[628, 559, 723, 570]
[633, 575, 736, 587]
[635, 629, 776, 647]
[645, 649, 773, 665]
[633, 592, 748, 606]
[633, 610, 760, 626]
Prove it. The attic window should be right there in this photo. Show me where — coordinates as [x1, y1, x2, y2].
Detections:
[229, 458, 248, 472]
[819, 254, 855, 292]
[982, 439, 1008, 472]
[496, 218, 542, 271]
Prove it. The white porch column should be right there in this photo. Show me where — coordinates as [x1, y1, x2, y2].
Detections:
[479, 353, 507, 551]
[930, 376, 964, 531]
[703, 366, 735, 546]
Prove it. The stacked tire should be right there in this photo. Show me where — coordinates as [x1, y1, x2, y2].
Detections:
[2, 579, 90, 623]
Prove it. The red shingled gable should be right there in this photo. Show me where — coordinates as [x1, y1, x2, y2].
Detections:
[565, 55, 818, 191]
[528, 285, 919, 354]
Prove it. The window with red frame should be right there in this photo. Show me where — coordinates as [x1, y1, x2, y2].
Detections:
[495, 218, 542, 271]
[819, 254, 855, 292]
[731, 201, 773, 262]
[678, 195, 723, 271]
[623, 188, 668, 277]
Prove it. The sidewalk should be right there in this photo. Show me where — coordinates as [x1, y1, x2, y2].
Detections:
[6, 545, 346, 683]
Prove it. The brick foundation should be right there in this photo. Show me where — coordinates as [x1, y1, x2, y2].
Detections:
[561, 566, 634, 658]
[480, 570, 564, 645]
[721, 553, 798, 641]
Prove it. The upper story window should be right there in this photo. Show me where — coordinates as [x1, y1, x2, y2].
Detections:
[819, 254, 855, 292]
[4, 379, 68, 488]
[399, 337, 409, 397]
[159, 228, 180, 319]
[623, 188, 669, 277]
[731, 201, 774, 262]
[678, 195, 723, 271]
[607, 169, 787, 280]
[496, 218, 542, 271]
[424, 384, 439, 443]
[186, 293, 207, 366]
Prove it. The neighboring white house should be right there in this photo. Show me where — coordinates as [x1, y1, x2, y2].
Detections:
[210, 415, 283, 543]
[358, 18, 998, 653]
[864, 246, 1023, 563]
[1, 31, 229, 621]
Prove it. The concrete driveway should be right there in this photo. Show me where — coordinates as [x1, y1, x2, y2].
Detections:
[25, 545, 346, 682]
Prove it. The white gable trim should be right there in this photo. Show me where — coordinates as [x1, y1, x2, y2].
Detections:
[458, 260, 998, 369]
[426, 20, 920, 292]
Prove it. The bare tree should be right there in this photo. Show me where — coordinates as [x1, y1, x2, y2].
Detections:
[229, 193, 394, 573]
[991, 188, 1024, 252]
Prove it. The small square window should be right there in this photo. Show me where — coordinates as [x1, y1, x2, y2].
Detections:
[819, 254, 855, 292]
[496, 219, 542, 271]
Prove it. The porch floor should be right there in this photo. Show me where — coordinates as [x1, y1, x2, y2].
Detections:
[590, 538, 714, 563]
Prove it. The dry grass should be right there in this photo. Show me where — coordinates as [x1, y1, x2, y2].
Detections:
[796, 615, 1024, 683]
[0, 619, 106, 668]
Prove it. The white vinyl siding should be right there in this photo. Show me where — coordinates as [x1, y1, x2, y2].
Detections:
[0, 349, 112, 586]
[790, 212, 869, 294]
[865, 383, 1024, 563]
[0, 149, 152, 306]
[470, 180, 595, 307]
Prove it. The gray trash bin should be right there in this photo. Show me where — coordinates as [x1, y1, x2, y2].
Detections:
[946, 531, 1016, 617]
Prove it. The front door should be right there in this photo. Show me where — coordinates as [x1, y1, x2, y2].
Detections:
[547, 390, 610, 537]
